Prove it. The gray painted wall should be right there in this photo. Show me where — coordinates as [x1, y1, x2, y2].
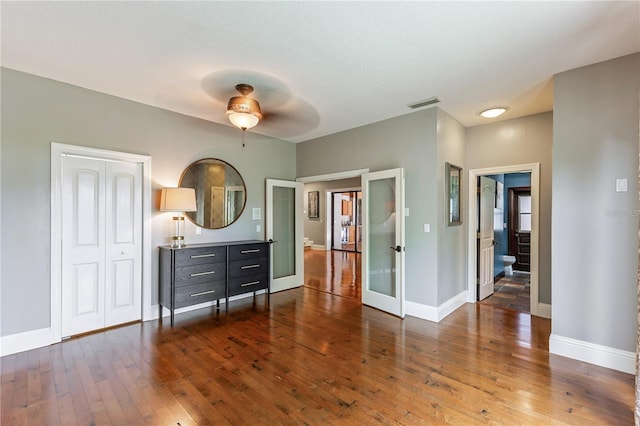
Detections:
[303, 178, 361, 246]
[436, 110, 467, 303]
[297, 107, 467, 307]
[1, 68, 296, 336]
[552, 53, 639, 352]
[467, 112, 553, 304]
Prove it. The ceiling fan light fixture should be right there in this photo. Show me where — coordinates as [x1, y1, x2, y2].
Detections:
[480, 107, 508, 118]
[226, 84, 263, 130]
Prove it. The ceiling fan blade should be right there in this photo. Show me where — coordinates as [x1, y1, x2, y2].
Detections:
[258, 97, 321, 138]
[201, 69, 292, 107]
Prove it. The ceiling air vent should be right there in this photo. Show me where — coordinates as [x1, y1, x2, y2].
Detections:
[408, 97, 440, 109]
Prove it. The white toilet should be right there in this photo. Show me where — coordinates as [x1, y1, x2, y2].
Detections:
[502, 255, 516, 276]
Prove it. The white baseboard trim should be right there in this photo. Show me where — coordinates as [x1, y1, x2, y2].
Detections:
[1, 326, 58, 357]
[533, 302, 552, 319]
[549, 334, 635, 374]
[406, 291, 467, 323]
[1, 291, 268, 356]
[311, 244, 326, 250]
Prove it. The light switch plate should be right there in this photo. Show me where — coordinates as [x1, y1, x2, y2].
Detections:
[252, 207, 261, 220]
[424, 224, 430, 233]
[616, 179, 628, 192]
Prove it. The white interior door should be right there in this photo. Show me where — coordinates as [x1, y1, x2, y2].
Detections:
[266, 179, 304, 293]
[62, 156, 142, 337]
[62, 156, 106, 336]
[332, 193, 343, 249]
[361, 168, 405, 317]
[478, 176, 496, 301]
[104, 161, 142, 327]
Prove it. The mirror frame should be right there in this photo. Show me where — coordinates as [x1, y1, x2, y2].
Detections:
[179, 158, 247, 229]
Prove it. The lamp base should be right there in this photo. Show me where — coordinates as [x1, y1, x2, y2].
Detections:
[171, 236, 185, 248]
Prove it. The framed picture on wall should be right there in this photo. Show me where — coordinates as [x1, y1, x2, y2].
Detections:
[308, 191, 319, 218]
[446, 163, 462, 226]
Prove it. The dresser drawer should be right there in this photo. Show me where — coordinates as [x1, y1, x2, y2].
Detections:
[228, 243, 269, 261]
[229, 257, 269, 278]
[174, 280, 226, 308]
[228, 274, 269, 297]
[175, 262, 227, 287]
[175, 246, 227, 267]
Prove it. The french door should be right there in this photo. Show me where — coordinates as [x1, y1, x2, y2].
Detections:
[361, 168, 405, 317]
[266, 179, 304, 293]
[61, 156, 142, 337]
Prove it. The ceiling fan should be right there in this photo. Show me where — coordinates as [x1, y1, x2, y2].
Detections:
[226, 84, 263, 131]
[202, 70, 320, 140]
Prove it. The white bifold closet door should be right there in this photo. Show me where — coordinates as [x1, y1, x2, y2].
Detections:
[61, 156, 142, 337]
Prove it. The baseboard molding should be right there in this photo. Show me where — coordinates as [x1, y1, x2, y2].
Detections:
[311, 244, 326, 250]
[1, 291, 268, 357]
[406, 291, 467, 323]
[1, 326, 58, 357]
[549, 334, 635, 374]
[534, 302, 552, 319]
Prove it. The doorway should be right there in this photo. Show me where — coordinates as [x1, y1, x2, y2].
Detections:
[332, 190, 362, 252]
[467, 163, 547, 318]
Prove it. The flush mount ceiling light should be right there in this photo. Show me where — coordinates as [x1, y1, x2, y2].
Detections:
[227, 84, 263, 131]
[479, 107, 508, 118]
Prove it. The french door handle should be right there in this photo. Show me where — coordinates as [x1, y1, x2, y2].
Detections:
[390, 245, 402, 253]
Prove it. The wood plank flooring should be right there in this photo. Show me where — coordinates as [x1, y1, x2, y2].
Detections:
[1, 251, 634, 425]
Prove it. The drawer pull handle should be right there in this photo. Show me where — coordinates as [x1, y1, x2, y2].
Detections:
[190, 290, 216, 297]
[241, 264, 260, 270]
[240, 249, 260, 254]
[241, 281, 260, 287]
[191, 253, 216, 258]
[190, 271, 215, 277]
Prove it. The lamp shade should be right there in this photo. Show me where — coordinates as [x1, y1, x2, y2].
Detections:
[160, 187, 197, 212]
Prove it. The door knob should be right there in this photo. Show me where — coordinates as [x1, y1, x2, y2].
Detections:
[390, 245, 402, 252]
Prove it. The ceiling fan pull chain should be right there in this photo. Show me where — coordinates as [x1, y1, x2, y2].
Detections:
[241, 129, 246, 151]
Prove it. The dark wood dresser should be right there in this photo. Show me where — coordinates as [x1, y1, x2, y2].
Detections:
[159, 240, 270, 326]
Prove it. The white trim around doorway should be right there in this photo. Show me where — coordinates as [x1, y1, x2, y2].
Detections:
[466, 163, 550, 319]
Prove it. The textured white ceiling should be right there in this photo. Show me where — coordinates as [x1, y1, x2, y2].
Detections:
[1, 1, 639, 142]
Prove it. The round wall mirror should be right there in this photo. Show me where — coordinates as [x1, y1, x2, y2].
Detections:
[179, 158, 246, 229]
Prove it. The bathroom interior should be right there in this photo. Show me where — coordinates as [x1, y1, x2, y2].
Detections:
[481, 171, 532, 312]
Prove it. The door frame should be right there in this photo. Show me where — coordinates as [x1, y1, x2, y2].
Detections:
[51, 143, 152, 342]
[466, 163, 549, 318]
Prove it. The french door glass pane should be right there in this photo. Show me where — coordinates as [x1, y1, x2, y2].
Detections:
[367, 177, 396, 297]
[273, 186, 295, 279]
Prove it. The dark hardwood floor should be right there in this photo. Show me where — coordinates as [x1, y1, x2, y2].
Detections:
[304, 248, 361, 300]
[1, 250, 634, 425]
